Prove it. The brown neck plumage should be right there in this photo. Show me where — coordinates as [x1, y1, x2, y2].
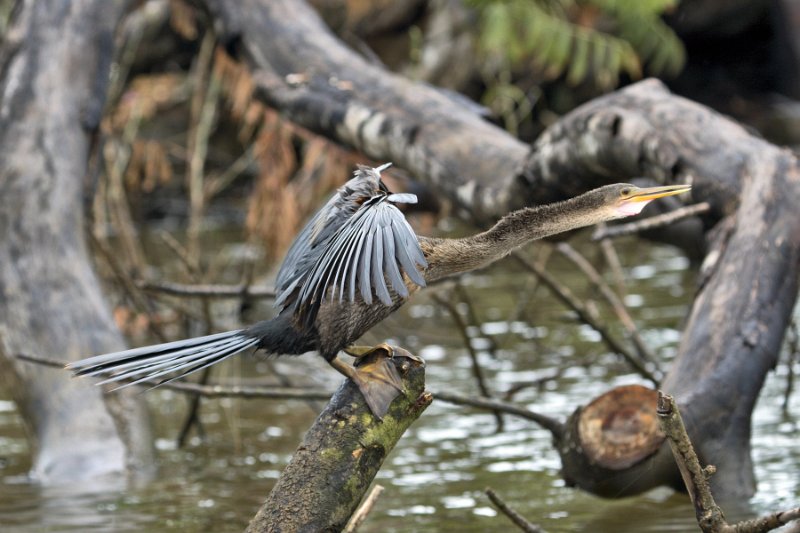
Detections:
[420, 192, 610, 283]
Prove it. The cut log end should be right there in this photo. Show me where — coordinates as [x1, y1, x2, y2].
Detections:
[557, 384, 677, 498]
[578, 385, 664, 469]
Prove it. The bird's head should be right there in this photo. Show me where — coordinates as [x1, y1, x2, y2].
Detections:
[599, 183, 692, 219]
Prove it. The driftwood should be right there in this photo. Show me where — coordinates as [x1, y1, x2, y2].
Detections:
[0, 0, 154, 482]
[247, 347, 430, 532]
[196, 0, 800, 502]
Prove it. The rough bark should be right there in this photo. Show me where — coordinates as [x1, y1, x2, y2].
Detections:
[192, 0, 800, 503]
[0, 0, 155, 483]
[247, 350, 430, 532]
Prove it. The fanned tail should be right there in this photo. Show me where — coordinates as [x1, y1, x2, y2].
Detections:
[68, 330, 259, 389]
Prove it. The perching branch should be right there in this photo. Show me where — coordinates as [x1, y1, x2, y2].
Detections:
[657, 392, 800, 533]
[246, 347, 430, 532]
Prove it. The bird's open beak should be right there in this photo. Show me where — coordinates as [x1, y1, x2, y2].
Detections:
[628, 184, 692, 203]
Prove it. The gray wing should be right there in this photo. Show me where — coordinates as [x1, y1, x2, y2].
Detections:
[274, 193, 338, 295]
[274, 168, 382, 308]
[294, 195, 427, 324]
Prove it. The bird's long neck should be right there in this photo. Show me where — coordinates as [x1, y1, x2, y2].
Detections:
[421, 194, 606, 283]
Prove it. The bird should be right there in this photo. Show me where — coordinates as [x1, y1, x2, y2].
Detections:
[69, 163, 690, 417]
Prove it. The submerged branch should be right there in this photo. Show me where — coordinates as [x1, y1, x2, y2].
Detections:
[485, 488, 546, 533]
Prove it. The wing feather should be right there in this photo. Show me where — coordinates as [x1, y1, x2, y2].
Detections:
[274, 170, 427, 325]
[371, 220, 392, 305]
[392, 219, 426, 287]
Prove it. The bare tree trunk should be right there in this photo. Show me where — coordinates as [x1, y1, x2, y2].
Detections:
[0, 0, 155, 483]
[194, 0, 800, 502]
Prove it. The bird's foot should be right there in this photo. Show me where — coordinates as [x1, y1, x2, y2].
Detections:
[330, 344, 422, 418]
[345, 343, 424, 365]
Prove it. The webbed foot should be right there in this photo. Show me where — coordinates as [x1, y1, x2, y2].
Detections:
[329, 344, 421, 418]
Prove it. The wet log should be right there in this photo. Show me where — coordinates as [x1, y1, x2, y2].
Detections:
[197, 0, 798, 502]
[546, 82, 800, 500]
[0, 0, 154, 483]
[247, 347, 430, 532]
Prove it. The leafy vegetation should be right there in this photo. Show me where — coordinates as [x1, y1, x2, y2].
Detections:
[471, 0, 685, 88]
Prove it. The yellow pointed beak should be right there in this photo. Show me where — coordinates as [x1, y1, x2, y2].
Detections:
[628, 184, 692, 203]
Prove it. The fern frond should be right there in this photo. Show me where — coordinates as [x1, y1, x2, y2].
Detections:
[585, 0, 685, 77]
[476, 0, 642, 86]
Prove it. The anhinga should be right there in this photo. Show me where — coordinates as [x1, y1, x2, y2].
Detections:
[70, 164, 690, 417]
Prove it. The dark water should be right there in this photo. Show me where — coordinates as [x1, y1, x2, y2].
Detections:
[1, 234, 798, 532]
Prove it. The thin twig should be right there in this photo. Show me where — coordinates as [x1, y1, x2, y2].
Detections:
[454, 282, 498, 359]
[512, 252, 659, 385]
[434, 390, 563, 439]
[176, 366, 211, 447]
[485, 488, 546, 533]
[186, 30, 218, 259]
[155, 230, 218, 446]
[91, 234, 169, 343]
[783, 319, 799, 416]
[432, 291, 504, 431]
[500, 246, 551, 348]
[343, 484, 384, 533]
[205, 144, 256, 199]
[596, 226, 627, 296]
[556, 242, 662, 378]
[591, 202, 710, 241]
[657, 391, 800, 533]
[16, 353, 563, 436]
[503, 368, 563, 401]
[136, 280, 276, 298]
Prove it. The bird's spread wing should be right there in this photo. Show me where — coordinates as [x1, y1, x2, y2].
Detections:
[275, 192, 427, 325]
[274, 193, 339, 292]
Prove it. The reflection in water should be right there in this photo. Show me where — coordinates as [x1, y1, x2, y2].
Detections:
[1, 236, 798, 532]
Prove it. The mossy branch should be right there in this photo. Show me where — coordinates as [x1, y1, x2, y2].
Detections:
[246, 351, 430, 532]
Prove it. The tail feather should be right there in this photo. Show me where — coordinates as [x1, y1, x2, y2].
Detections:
[68, 330, 259, 388]
[91, 336, 246, 381]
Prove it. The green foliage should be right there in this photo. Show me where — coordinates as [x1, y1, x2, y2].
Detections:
[471, 0, 685, 89]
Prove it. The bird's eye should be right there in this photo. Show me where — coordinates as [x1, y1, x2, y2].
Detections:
[620, 188, 631, 197]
